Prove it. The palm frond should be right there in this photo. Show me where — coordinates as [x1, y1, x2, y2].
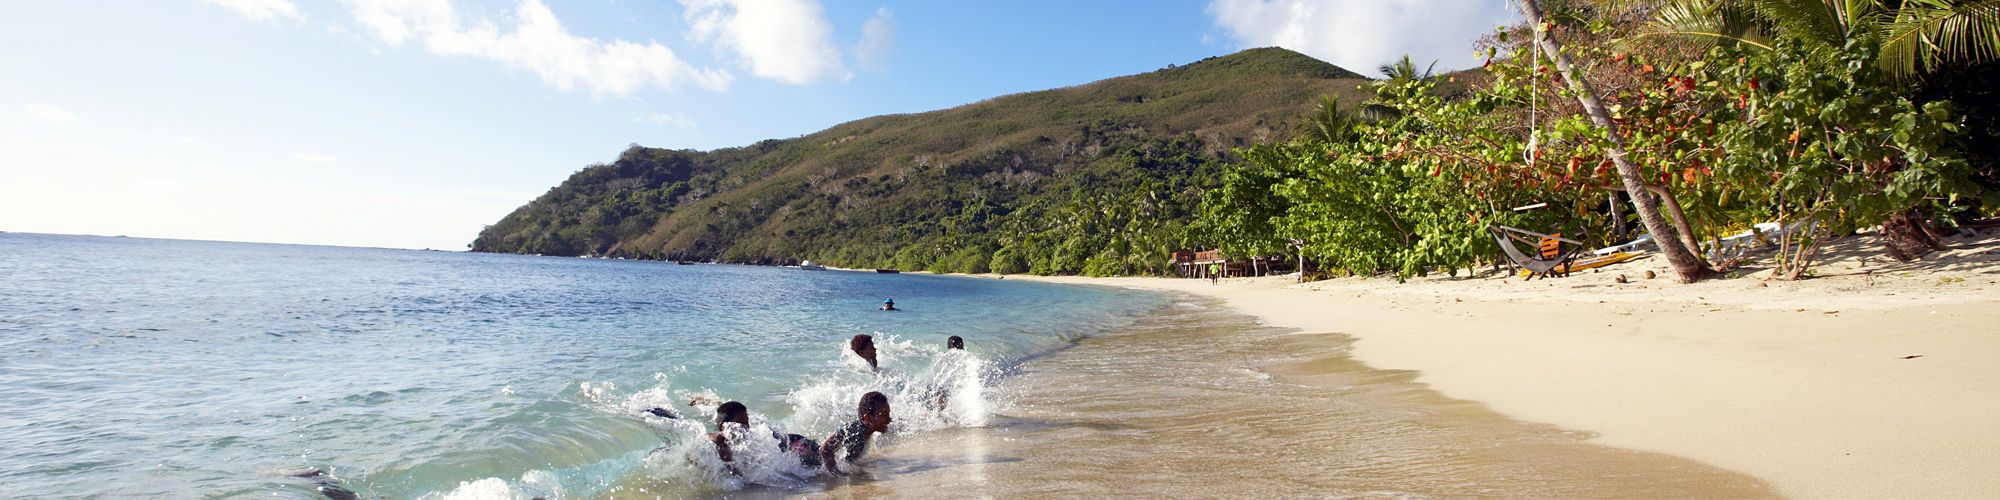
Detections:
[1880, 0, 2000, 77]
[1651, 0, 1776, 49]
[1748, 0, 1857, 47]
[1298, 95, 1358, 144]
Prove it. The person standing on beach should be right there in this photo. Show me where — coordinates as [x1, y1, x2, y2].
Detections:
[1209, 263, 1220, 284]
[819, 391, 892, 474]
[850, 334, 878, 371]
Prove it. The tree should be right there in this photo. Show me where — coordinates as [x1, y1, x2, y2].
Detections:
[1652, 0, 2000, 78]
[1298, 96, 1362, 146]
[1517, 0, 1714, 282]
[1378, 54, 1440, 81]
[1653, 0, 2000, 259]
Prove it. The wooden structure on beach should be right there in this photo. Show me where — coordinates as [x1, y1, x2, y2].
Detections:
[1170, 249, 1289, 279]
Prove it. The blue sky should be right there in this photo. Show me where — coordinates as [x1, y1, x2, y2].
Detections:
[1, 0, 1515, 249]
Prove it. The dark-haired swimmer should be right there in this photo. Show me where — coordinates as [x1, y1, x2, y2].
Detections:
[927, 336, 966, 410]
[707, 401, 824, 474]
[850, 334, 878, 371]
[819, 391, 892, 474]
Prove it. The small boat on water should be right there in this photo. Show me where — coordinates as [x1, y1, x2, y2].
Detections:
[799, 260, 827, 271]
[675, 260, 694, 265]
[875, 268, 900, 274]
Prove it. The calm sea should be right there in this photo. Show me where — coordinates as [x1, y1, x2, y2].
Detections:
[0, 233, 1165, 497]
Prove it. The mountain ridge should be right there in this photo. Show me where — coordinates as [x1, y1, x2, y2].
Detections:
[472, 47, 1378, 274]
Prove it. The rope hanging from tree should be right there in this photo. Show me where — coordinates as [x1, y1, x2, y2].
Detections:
[1524, 15, 1542, 167]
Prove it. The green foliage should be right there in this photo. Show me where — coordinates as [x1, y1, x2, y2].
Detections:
[1378, 54, 1440, 81]
[988, 246, 1030, 274]
[1197, 11, 1986, 280]
[1195, 144, 1295, 259]
[1698, 38, 1978, 234]
[1650, 0, 2000, 78]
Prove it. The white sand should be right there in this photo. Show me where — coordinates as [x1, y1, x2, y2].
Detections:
[1000, 231, 2000, 498]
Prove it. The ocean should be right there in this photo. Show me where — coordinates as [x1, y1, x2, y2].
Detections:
[1, 232, 1777, 498]
[0, 233, 1164, 497]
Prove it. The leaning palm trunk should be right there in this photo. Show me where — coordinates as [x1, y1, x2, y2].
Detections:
[1516, 0, 1712, 282]
[1602, 183, 1706, 258]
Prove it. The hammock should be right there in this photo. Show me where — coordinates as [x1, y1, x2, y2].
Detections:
[1489, 225, 1584, 280]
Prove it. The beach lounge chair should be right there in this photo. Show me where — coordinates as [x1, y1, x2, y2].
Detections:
[1488, 225, 1584, 280]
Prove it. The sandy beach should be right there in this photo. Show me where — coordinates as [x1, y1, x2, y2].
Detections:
[1004, 230, 2000, 498]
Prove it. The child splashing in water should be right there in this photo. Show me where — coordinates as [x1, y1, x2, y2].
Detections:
[709, 401, 824, 474]
[633, 335, 965, 485]
[646, 399, 824, 476]
[838, 333, 979, 426]
[849, 334, 878, 371]
[819, 391, 892, 474]
[670, 392, 894, 476]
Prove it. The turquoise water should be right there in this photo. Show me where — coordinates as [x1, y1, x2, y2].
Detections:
[0, 233, 1165, 497]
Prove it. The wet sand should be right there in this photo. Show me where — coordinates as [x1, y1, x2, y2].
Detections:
[999, 231, 2000, 497]
[813, 298, 1772, 497]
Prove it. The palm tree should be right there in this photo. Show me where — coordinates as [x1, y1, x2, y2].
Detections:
[1655, 0, 1997, 259]
[1298, 95, 1360, 144]
[1652, 0, 2000, 78]
[1358, 55, 1440, 122]
[1517, 0, 1715, 282]
[1377, 54, 1440, 81]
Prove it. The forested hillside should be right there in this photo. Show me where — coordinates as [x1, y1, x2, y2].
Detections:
[471, 47, 1376, 274]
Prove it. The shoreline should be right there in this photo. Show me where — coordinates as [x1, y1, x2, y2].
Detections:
[820, 291, 1770, 497]
[994, 231, 2000, 497]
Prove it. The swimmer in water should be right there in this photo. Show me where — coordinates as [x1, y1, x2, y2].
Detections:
[274, 468, 357, 500]
[879, 298, 897, 311]
[927, 335, 967, 411]
[819, 391, 892, 474]
[703, 401, 824, 474]
[850, 334, 878, 371]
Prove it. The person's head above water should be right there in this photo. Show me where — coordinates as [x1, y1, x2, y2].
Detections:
[850, 334, 878, 369]
[715, 401, 749, 429]
[880, 298, 897, 310]
[858, 391, 892, 432]
[946, 335, 964, 350]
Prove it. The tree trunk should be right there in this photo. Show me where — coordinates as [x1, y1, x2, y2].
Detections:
[1516, 0, 1710, 282]
[1599, 184, 1700, 253]
[1882, 209, 1945, 261]
[1608, 191, 1628, 242]
[1648, 186, 1702, 256]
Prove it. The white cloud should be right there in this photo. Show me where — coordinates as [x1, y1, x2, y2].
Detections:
[855, 7, 894, 70]
[26, 103, 76, 123]
[292, 152, 339, 164]
[343, 0, 733, 96]
[634, 111, 696, 128]
[1206, 0, 1517, 76]
[205, 0, 303, 22]
[681, 0, 848, 85]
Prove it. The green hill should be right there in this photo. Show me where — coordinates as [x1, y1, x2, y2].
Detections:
[471, 47, 1375, 275]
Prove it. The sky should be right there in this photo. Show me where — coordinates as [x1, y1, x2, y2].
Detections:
[1, 0, 1516, 250]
